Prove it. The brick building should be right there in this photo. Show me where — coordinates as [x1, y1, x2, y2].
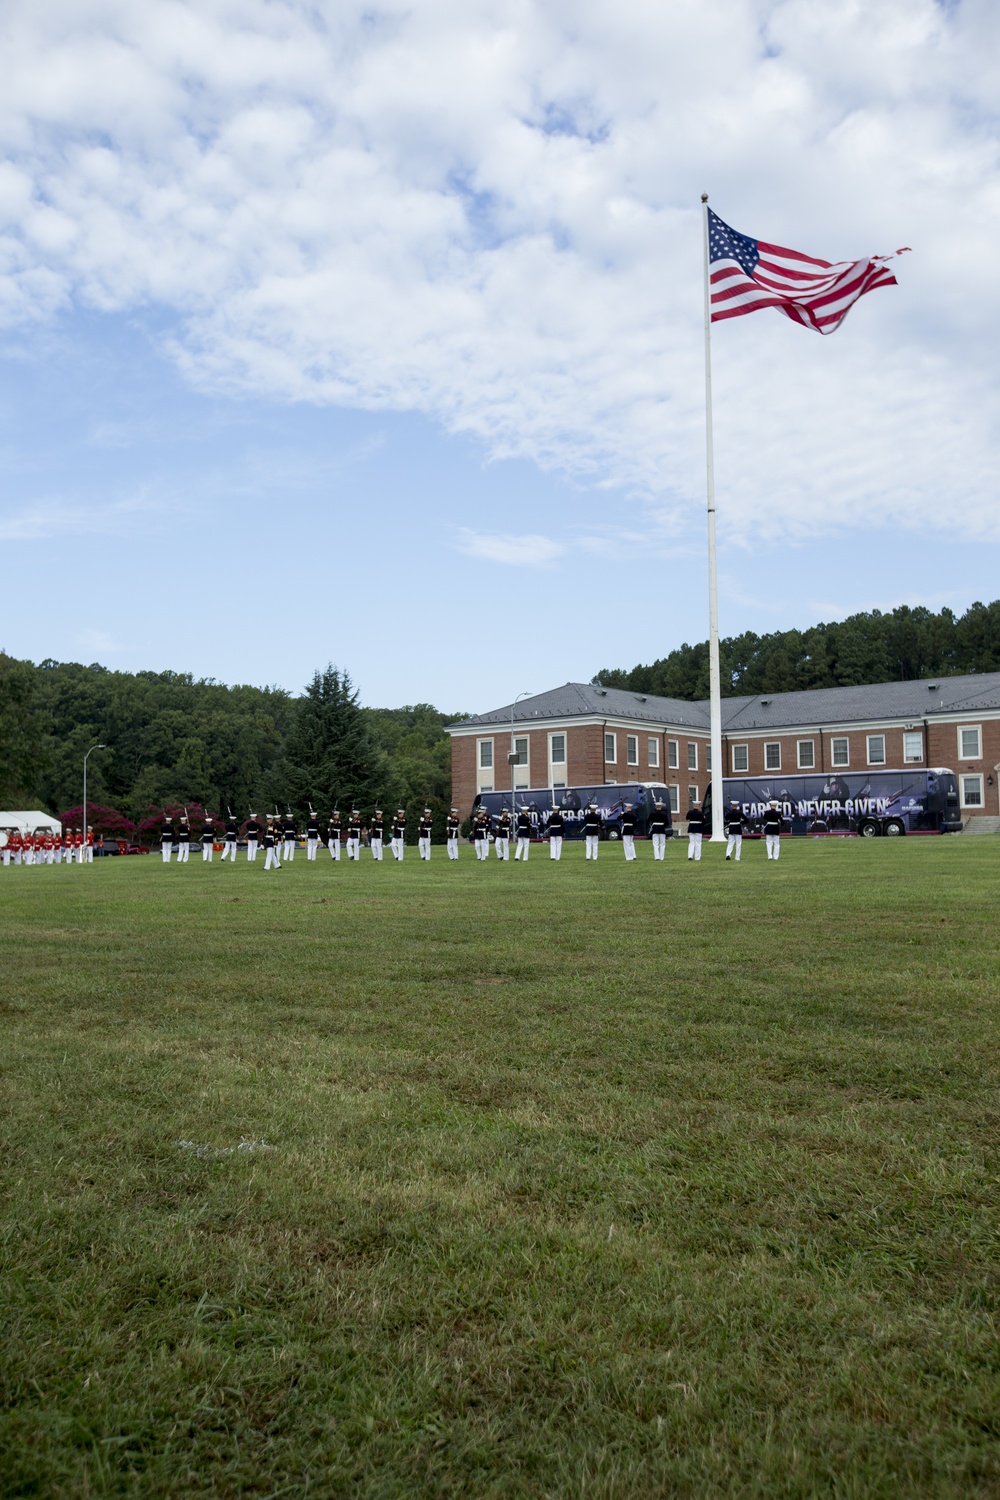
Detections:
[448, 673, 1000, 823]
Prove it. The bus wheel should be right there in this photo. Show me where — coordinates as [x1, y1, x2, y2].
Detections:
[883, 819, 905, 837]
[606, 828, 621, 841]
[858, 819, 880, 838]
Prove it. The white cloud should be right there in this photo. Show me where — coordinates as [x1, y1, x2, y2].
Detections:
[0, 492, 157, 539]
[0, 0, 998, 543]
[456, 528, 565, 566]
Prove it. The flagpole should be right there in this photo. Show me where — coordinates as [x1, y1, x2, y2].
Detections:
[701, 193, 725, 841]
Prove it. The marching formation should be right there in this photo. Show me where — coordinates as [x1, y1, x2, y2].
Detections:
[0, 827, 94, 865]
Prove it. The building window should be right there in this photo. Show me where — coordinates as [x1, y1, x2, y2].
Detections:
[732, 744, 749, 773]
[604, 732, 617, 764]
[549, 733, 566, 780]
[626, 735, 638, 767]
[867, 735, 886, 766]
[687, 742, 698, 771]
[668, 785, 679, 813]
[512, 736, 529, 788]
[647, 737, 660, 769]
[831, 737, 849, 767]
[959, 726, 982, 760]
[667, 740, 679, 769]
[797, 740, 815, 769]
[706, 744, 712, 771]
[478, 739, 493, 769]
[688, 785, 699, 807]
[961, 775, 983, 807]
[903, 731, 923, 763]
[765, 742, 781, 771]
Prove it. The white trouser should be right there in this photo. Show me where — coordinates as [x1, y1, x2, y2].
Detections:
[13, 851, 21, 864]
[1, 850, 8, 866]
[418, 836, 431, 860]
[162, 841, 172, 862]
[47, 850, 55, 864]
[307, 837, 318, 860]
[265, 846, 281, 870]
[346, 837, 360, 860]
[25, 848, 35, 864]
[329, 838, 341, 860]
[54, 847, 62, 864]
[766, 834, 781, 860]
[371, 836, 383, 860]
[726, 834, 742, 860]
[447, 837, 459, 860]
[688, 832, 702, 861]
[202, 843, 213, 861]
[247, 839, 258, 861]
[495, 836, 508, 860]
[549, 836, 562, 860]
[475, 838, 488, 860]
[283, 839, 295, 861]
[585, 835, 599, 860]
[85, 846, 92, 862]
[221, 839, 237, 862]
[514, 836, 529, 861]
[178, 843, 189, 862]
[391, 837, 404, 860]
[623, 835, 636, 861]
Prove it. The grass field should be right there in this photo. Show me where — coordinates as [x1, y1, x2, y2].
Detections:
[2, 835, 999, 1498]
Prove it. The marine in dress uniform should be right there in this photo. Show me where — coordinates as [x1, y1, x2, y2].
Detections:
[161, 816, 174, 863]
[282, 812, 297, 862]
[417, 808, 433, 860]
[494, 809, 511, 861]
[391, 810, 406, 861]
[621, 804, 637, 862]
[245, 813, 262, 862]
[346, 810, 362, 861]
[85, 827, 95, 863]
[10, 830, 23, 865]
[264, 819, 281, 871]
[763, 801, 783, 860]
[328, 812, 342, 861]
[725, 802, 743, 861]
[446, 807, 460, 860]
[546, 807, 564, 861]
[305, 811, 321, 860]
[514, 806, 532, 861]
[370, 811, 384, 860]
[44, 831, 55, 864]
[473, 809, 491, 860]
[686, 803, 704, 861]
[201, 815, 215, 862]
[583, 804, 601, 861]
[221, 815, 239, 862]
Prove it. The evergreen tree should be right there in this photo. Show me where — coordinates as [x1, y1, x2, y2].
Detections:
[0, 653, 49, 804]
[282, 666, 392, 816]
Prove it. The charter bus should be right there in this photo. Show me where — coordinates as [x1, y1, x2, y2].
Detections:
[469, 783, 674, 840]
[703, 768, 962, 837]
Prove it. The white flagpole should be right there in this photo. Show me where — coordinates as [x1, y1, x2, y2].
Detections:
[701, 193, 725, 841]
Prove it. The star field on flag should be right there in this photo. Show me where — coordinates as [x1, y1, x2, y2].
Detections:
[708, 209, 909, 335]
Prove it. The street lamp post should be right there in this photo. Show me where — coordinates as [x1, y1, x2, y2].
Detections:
[82, 743, 106, 863]
[508, 692, 531, 815]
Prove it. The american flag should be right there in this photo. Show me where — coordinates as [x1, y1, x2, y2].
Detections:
[708, 209, 909, 335]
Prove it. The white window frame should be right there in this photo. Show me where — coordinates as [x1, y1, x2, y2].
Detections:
[647, 737, 660, 769]
[604, 731, 617, 764]
[958, 725, 982, 761]
[667, 739, 679, 770]
[687, 742, 698, 771]
[902, 731, 923, 764]
[831, 737, 849, 767]
[797, 739, 815, 770]
[478, 738, 494, 770]
[706, 744, 712, 772]
[512, 735, 529, 789]
[732, 744, 749, 773]
[668, 784, 679, 813]
[867, 734, 886, 766]
[687, 784, 699, 807]
[626, 734, 638, 767]
[764, 742, 781, 771]
[961, 774, 984, 808]
[548, 732, 566, 783]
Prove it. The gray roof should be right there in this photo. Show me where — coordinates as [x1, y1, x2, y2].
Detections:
[448, 671, 1000, 734]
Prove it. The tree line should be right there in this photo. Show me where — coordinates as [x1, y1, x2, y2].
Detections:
[597, 600, 1000, 701]
[0, 656, 464, 842]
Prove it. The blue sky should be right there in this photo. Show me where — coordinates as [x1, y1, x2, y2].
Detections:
[1, 0, 998, 713]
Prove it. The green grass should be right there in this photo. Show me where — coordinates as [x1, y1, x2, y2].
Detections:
[2, 836, 999, 1497]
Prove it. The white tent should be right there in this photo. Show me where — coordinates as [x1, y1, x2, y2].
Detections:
[0, 811, 62, 836]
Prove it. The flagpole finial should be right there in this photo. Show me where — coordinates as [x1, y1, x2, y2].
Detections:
[701, 192, 708, 203]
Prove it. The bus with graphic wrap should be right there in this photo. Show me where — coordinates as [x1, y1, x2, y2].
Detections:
[470, 783, 673, 840]
[703, 768, 961, 837]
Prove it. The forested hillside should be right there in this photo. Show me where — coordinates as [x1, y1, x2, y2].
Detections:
[598, 601, 1000, 701]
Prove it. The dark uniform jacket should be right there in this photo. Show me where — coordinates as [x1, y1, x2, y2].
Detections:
[328, 820, 341, 841]
[446, 817, 460, 840]
[306, 818, 320, 839]
[245, 820, 261, 840]
[418, 818, 433, 839]
[686, 809, 705, 835]
[621, 812, 636, 837]
[201, 823, 214, 845]
[225, 820, 238, 841]
[496, 816, 511, 838]
[515, 813, 531, 838]
[161, 822, 174, 843]
[583, 812, 601, 837]
[347, 818, 362, 839]
[178, 822, 190, 843]
[264, 826, 276, 848]
[648, 808, 668, 835]
[371, 820, 384, 841]
[762, 809, 783, 836]
[392, 817, 406, 839]
[547, 811, 565, 835]
[725, 810, 743, 836]
[282, 820, 297, 842]
[474, 815, 490, 840]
